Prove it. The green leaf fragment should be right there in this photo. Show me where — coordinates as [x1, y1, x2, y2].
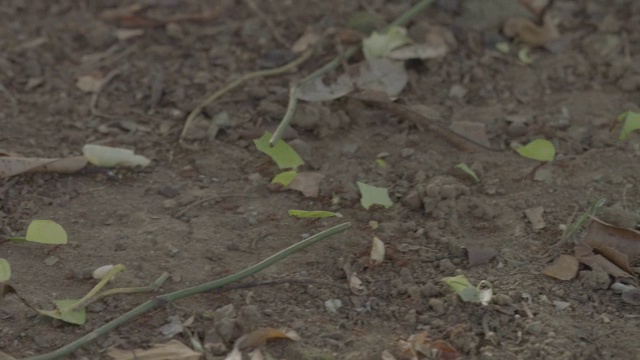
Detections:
[515, 139, 555, 162]
[25, 220, 68, 244]
[38, 299, 86, 325]
[272, 170, 297, 186]
[0, 258, 11, 282]
[442, 275, 479, 303]
[288, 210, 343, 218]
[254, 131, 304, 169]
[455, 163, 480, 183]
[618, 111, 640, 140]
[362, 26, 412, 60]
[357, 181, 393, 210]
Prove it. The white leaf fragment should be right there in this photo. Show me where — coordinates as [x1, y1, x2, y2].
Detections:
[83, 144, 150, 168]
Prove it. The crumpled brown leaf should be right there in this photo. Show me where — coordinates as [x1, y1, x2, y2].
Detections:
[503, 13, 560, 47]
[580, 217, 640, 277]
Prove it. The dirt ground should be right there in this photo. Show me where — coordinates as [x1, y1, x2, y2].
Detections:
[2, 0, 640, 359]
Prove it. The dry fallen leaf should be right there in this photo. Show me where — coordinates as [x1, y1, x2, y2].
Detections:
[398, 332, 459, 360]
[107, 340, 201, 360]
[524, 206, 546, 231]
[577, 254, 632, 278]
[287, 172, 324, 197]
[542, 254, 579, 280]
[291, 30, 321, 53]
[353, 58, 408, 97]
[502, 14, 560, 47]
[296, 74, 354, 102]
[581, 217, 640, 276]
[0, 156, 87, 178]
[235, 327, 300, 350]
[349, 273, 366, 295]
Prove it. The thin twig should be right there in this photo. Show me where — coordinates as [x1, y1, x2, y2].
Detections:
[23, 222, 351, 360]
[179, 50, 313, 149]
[269, 0, 436, 146]
[244, 0, 290, 48]
[90, 68, 122, 118]
[174, 194, 258, 218]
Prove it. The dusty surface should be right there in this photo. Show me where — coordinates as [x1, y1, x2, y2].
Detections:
[2, 1, 640, 359]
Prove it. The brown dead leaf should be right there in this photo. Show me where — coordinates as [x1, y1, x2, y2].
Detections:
[503, 13, 560, 47]
[524, 206, 545, 231]
[235, 328, 301, 350]
[542, 254, 579, 280]
[287, 172, 324, 198]
[465, 246, 498, 267]
[577, 254, 632, 278]
[449, 121, 492, 150]
[389, 25, 453, 60]
[76, 73, 104, 93]
[107, 340, 201, 360]
[0, 156, 88, 178]
[581, 217, 640, 276]
[399, 332, 459, 360]
[291, 30, 321, 53]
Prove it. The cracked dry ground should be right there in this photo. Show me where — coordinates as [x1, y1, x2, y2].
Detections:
[2, 1, 640, 359]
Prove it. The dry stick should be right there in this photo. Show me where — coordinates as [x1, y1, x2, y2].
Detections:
[179, 50, 313, 149]
[23, 222, 351, 360]
[244, 0, 290, 48]
[268, 0, 436, 146]
[90, 68, 122, 118]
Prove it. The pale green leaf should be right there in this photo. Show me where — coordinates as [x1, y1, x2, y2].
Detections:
[455, 163, 480, 183]
[288, 210, 343, 218]
[272, 170, 297, 186]
[362, 26, 412, 60]
[515, 139, 555, 162]
[25, 220, 67, 244]
[83, 144, 150, 168]
[518, 47, 533, 64]
[0, 258, 10, 282]
[357, 181, 393, 210]
[38, 299, 86, 325]
[618, 111, 640, 140]
[442, 275, 479, 303]
[254, 131, 304, 169]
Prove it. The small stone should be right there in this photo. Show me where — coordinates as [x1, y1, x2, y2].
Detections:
[438, 258, 456, 273]
[163, 199, 177, 209]
[401, 148, 415, 158]
[237, 305, 262, 331]
[425, 184, 441, 198]
[493, 293, 512, 306]
[214, 317, 237, 343]
[440, 184, 458, 199]
[525, 321, 543, 336]
[400, 267, 414, 284]
[159, 184, 180, 198]
[449, 84, 467, 99]
[578, 270, 611, 290]
[44, 256, 59, 266]
[428, 298, 445, 314]
[402, 190, 423, 210]
[114, 242, 127, 252]
[324, 299, 343, 313]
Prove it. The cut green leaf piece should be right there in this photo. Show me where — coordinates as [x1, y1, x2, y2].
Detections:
[357, 181, 393, 210]
[515, 139, 555, 162]
[38, 299, 86, 325]
[25, 220, 67, 244]
[254, 131, 304, 169]
[0, 258, 10, 282]
[288, 210, 343, 218]
[455, 163, 479, 183]
[272, 170, 297, 186]
[362, 26, 412, 60]
[442, 275, 479, 303]
[618, 111, 640, 140]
